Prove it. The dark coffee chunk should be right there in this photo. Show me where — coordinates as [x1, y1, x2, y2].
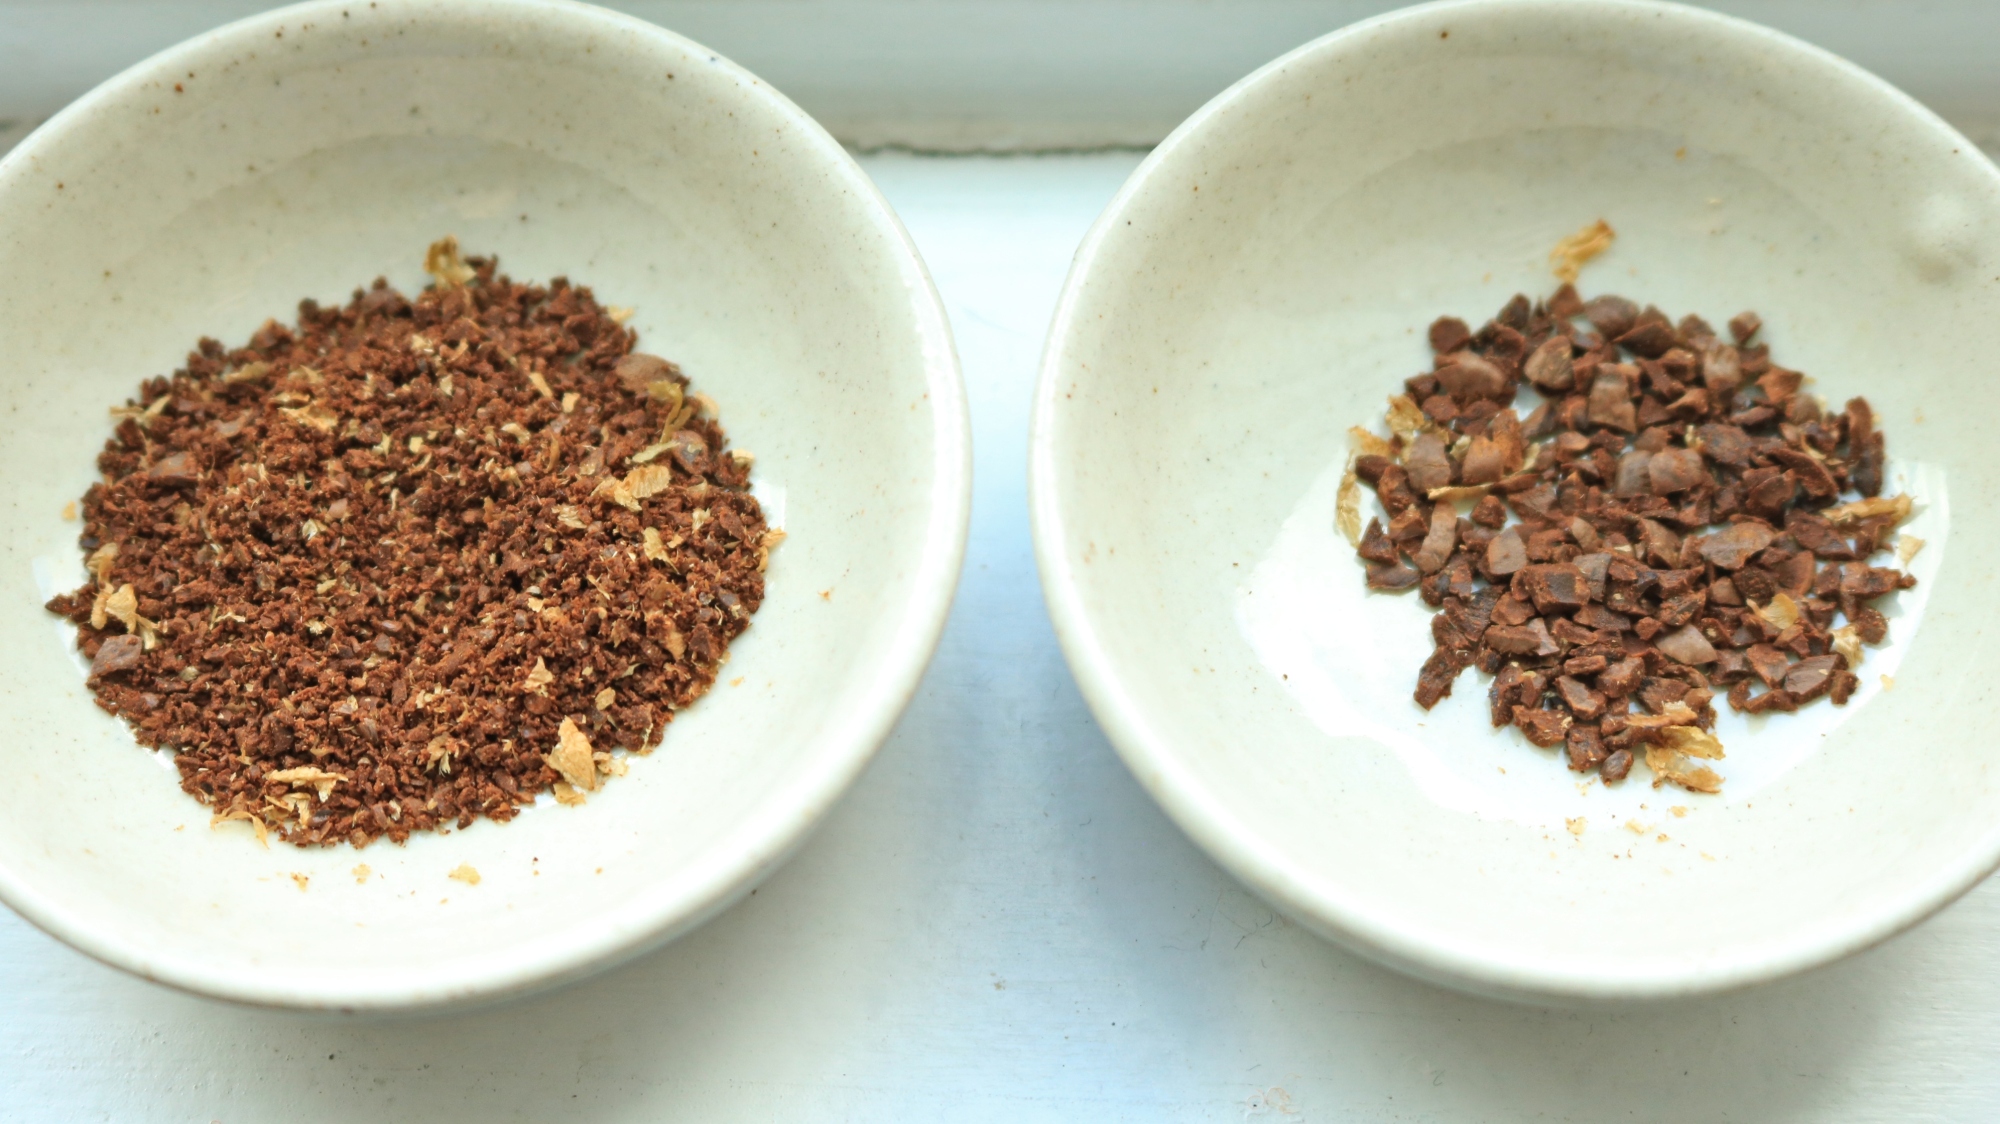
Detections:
[1600, 748, 1633, 783]
[1415, 648, 1472, 708]
[1745, 644, 1792, 689]
[1486, 526, 1528, 576]
[1470, 494, 1509, 528]
[1436, 354, 1509, 402]
[1697, 522, 1777, 570]
[1702, 341, 1744, 395]
[1513, 706, 1570, 748]
[1564, 653, 1610, 676]
[1741, 687, 1799, 715]
[1489, 663, 1529, 727]
[1636, 677, 1690, 714]
[1367, 560, 1422, 590]
[1584, 295, 1638, 341]
[1387, 504, 1429, 545]
[1616, 320, 1678, 359]
[1769, 551, 1815, 597]
[1785, 655, 1842, 701]
[1523, 336, 1575, 391]
[1422, 394, 1460, 424]
[1403, 432, 1454, 493]
[1853, 606, 1889, 645]
[1358, 517, 1400, 564]
[1636, 519, 1681, 568]
[1492, 592, 1537, 627]
[89, 634, 145, 679]
[1573, 603, 1630, 633]
[1586, 369, 1637, 433]
[1373, 464, 1420, 514]
[1411, 504, 1460, 573]
[1485, 618, 1561, 658]
[1556, 676, 1606, 721]
[1549, 284, 1585, 319]
[1785, 509, 1853, 560]
[1517, 563, 1590, 613]
[1712, 649, 1752, 683]
[1429, 316, 1472, 355]
[1353, 454, 1393, 484]
[1647, 448, 1706, 494]
[1565, 723, 1607, 771]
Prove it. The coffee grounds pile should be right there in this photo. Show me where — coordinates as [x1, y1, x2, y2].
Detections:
[1342, 284, 1918, 791]
[46, 240, 778, 846]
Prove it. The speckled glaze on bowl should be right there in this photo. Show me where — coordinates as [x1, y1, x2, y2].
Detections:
[1031, 0, 2000, 1000]
[0, 0, 967, 1010]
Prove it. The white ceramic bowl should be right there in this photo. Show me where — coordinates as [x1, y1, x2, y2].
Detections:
[1032, 0, 2000, 1000]
[0, 0, 967, 1010]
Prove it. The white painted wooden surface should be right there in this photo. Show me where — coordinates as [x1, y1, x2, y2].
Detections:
[1, 147, 1997, 1124]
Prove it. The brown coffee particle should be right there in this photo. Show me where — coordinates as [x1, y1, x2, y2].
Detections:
[89, 634, 145, 679]
[1600, 749, 1633, 783]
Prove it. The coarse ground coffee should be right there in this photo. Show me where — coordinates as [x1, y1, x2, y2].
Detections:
[1342, 283, 1917, 792]
[46, 239, 778, 846]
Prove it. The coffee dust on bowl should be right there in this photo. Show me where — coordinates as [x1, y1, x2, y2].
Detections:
[1030, 0, 2000, 1001]
[0, 0, 968, 1010]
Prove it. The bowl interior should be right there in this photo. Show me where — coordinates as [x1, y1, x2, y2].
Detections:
[1035, 0, 2000, 998]
[0, 0, 962, 1008]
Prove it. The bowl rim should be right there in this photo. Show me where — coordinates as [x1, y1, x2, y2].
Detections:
[1028, 0, 2000, 1001]
[0, 0, 971, 1011]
